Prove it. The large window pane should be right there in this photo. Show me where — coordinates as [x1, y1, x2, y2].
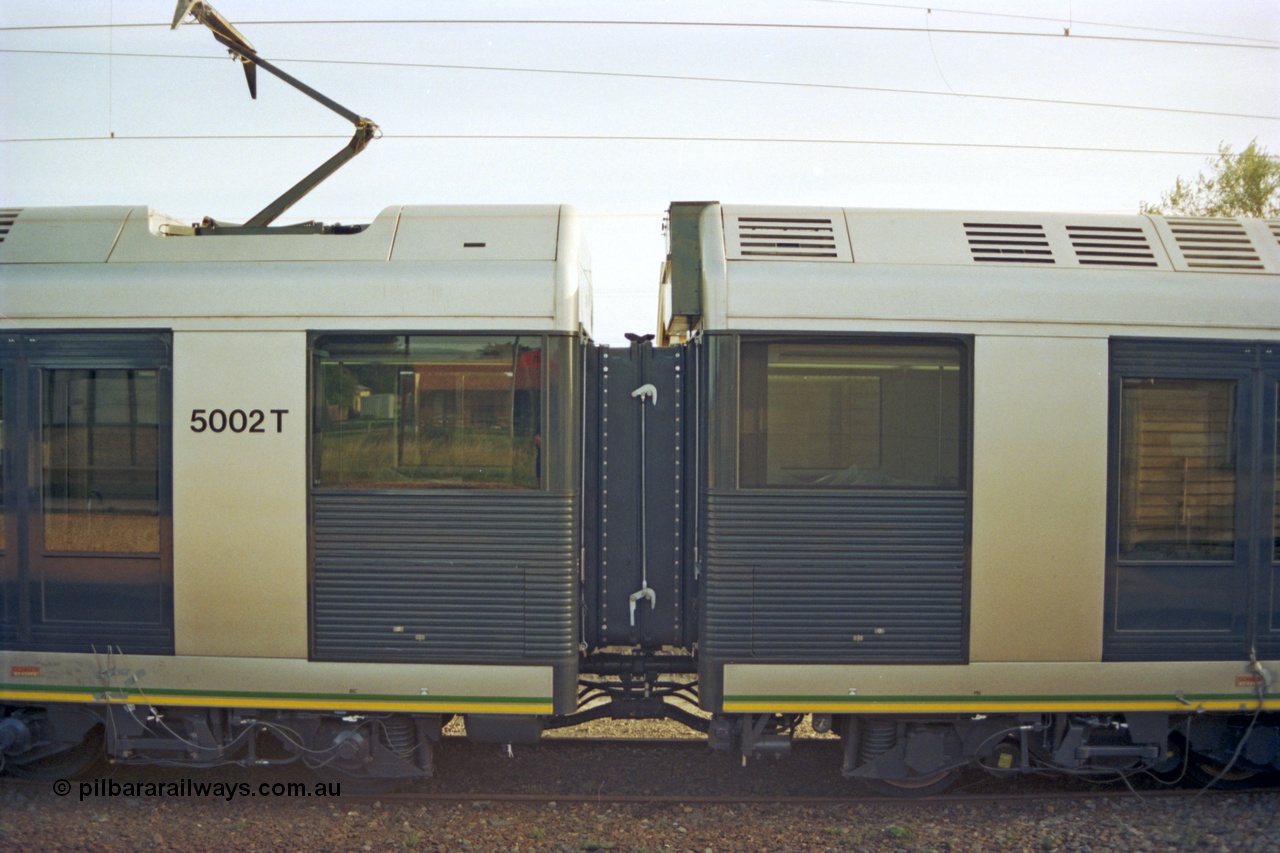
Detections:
[1118, 378, 1235, 561]
[314, 335, 542, 489]
[740, 340, 963, 488]
[42, 369, 161, 553]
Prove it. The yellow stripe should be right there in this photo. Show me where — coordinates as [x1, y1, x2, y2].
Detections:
[724, 699, 1267, 713]
[0, 690, 552, 715]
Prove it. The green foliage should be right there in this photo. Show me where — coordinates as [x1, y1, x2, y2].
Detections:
[1141, 140, 1280, 217]
[883, 824, 914, 840]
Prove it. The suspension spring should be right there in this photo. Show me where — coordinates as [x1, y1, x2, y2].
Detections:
[381, 717, 417, 759]
[860, 719, 898, 762]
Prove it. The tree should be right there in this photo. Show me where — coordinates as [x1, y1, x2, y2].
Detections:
[1141, 140, 1280, 218]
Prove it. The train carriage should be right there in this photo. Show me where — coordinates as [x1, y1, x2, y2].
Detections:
[659, 202, 1280, 790]
[1, 198, 1278, 794]
[0, 204, 591, 783]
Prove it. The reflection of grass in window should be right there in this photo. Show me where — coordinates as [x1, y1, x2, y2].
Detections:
[43, 513, 159, 552]
[320, 423, 536, 488]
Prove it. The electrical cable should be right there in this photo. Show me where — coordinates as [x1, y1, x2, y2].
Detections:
[799, 0, 1280, 45]
[0, 132, 1229, 158]
[6, 47, 1274, 122]
[0, 18, 1276, 52]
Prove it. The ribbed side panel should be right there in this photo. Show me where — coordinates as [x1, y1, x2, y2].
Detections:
[313, 491, 577, 664]
[0, 332, 171, 365]
[1111, 338, 1269, 374]
[703, 490, 968, 663]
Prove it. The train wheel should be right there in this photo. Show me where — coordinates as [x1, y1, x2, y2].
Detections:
[5, 724, 104, 782]
[860, 768, 960, 797]
[1183, 752, 1263, 791]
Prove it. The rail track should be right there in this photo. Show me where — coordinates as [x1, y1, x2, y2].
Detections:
[4, 734, 1274, 804]
[3, 737, 1276, 852]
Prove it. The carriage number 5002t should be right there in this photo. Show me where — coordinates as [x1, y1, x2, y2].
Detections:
[190, 409, 289, 434]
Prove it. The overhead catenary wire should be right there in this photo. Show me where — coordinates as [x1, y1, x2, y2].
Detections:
[0, 18, 1276, 52]
[2, 48, 1275, 123]
[799, 0, 1280, 45]
[0, 133, 1229, 158]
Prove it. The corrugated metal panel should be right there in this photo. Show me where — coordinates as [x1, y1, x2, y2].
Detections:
[723, 208, 853, 262]
[18, 624, 173, 655]
[963, 221, 1055, 264]
[0, 332, 171, 365]
[1150, 216, 1277, 273]
[313, 491, 577, 664]
[702, 490, 968, 663]
[0, 209, 18, 244]
[1111, 338, 1267, 375]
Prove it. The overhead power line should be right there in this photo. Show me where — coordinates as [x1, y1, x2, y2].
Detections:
[800, 0, 1280, 45]
[0, 19, 1274, 52]
[3, 48, 1275, 123]
[0, 132, 1224, 158]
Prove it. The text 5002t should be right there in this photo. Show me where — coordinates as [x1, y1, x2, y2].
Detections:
[190, 409, 289, 434]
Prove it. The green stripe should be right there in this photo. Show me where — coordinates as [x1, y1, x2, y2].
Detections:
[0, 682, 547, 705]
[724, 692, 1274, 703]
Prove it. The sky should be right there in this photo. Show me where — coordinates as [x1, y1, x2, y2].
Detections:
[1, 0, 1278, 343]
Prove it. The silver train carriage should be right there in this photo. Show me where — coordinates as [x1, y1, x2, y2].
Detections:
[651, 203, 1280, 792]
[1, 201, 1278, 793]
[0, 204, 591, 783]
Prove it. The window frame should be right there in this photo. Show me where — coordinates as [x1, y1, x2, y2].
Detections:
[1103, 337, 1280, 661]
[733, 334, 971, 492]
[309, 332, 549, 492]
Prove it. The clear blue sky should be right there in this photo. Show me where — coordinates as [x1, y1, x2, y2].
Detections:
[2, 1, 1277, 342]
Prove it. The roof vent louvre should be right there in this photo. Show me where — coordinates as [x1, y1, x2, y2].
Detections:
[963, 222, 1054, 264]
[1065, 225, 1157, 267]
[729, 214, 850, 260]
[0, 209, 19, 245]
[1267, 219, 1280, 248]
[1165, 217, 1264, 270]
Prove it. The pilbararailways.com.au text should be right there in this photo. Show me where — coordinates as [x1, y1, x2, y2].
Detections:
[54, 778, 341, 802]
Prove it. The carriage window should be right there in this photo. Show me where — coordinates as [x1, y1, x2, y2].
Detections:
[739, 340, 964, 488]
[42, 369, 161, 553]
[313, 335, 542, 489]
[1117, 378, 1235, 561]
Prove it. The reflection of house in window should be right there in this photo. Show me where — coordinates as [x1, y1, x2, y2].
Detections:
[313, 336, 542, 489]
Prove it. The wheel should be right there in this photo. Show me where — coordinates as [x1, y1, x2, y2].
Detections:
[1147, 733, 1189, 784]
[5, 724, 104, 782]
[859, 768, 961, 797]
[1183, 752, 1263, 791]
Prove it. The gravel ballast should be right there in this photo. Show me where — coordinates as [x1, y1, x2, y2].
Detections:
[2, 728, 1277, 852]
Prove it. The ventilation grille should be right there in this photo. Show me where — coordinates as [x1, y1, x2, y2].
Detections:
[1066, 225, 1157, 267]
[964, 222, 1054, 263]
[0, 209, 18, 245]
[1268, 219, 1280, 248]
[1166, 217, 1264, 270]
[732, 216, 842, 259]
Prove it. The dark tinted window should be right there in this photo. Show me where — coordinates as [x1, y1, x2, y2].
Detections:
[42, 369, 161, 553]
[1117, 378, 1235, 561]
[314, 335, 542, 489]
[739, 340, 964, 488]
